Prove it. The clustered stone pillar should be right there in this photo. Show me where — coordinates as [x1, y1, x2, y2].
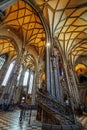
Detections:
[31, 66, 40, 105]
[50, 48, 62, 102]
[56, 56, 63, 103]
[50, 57, 55, 97]
[0, 59, 14, 104]
[31, 71, 36, 105]
[46, 41, 63, 102]
[7, 58, 22, 104]
[63, 62, 77, 122]
[63, 62, 74, 100]
[68, 63, 80, 107]
[63, 58, 81, 122]
[46, 43, 51, 93]
[18, 67, 26, 103]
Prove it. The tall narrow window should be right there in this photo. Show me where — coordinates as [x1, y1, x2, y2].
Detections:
[17, 65, 22, 86]
[0, 55, 6, 70]
[23, 69, 29, 86]
[28, 73, 34, 94]
[1, 61, 15, 86]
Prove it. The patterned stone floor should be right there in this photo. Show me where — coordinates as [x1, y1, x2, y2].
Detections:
[0, 109, 42, 130]
[0, 109, 87, 130]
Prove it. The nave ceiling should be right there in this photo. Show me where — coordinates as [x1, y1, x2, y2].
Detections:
[0, 0, 87, 72]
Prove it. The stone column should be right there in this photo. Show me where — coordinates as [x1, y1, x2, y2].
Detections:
[31, 58, 41, 105]
[0, 59, 14, 104]
[56, 56, 63, 103]
[69, 64, 80, 106]
[18, 67, 26, 103]
[64, 61, 80, 107]
[63, 60, 76, 123]
[51, 52, 61, 101]
[50, 57, 55, 97]
[12, 65, 23, 104]
[31, 71, 36, 105]
[46, 43, 51, 93]
[7, 58, 21, 104]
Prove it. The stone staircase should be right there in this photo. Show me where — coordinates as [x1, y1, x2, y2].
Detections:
[36, 90, 82, 130]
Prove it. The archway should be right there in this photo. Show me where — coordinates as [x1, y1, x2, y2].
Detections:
[75, 63, 87, 83]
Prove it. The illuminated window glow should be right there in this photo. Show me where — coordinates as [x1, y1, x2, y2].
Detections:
[17, 65, 22, 85]
[0, 55, 6, 70]
[2, 61, 15, 86]
[23, 70, 29, 86]
[28, 73, 34, 94]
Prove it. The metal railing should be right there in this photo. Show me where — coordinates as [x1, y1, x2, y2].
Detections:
[36, 90, 75, 124]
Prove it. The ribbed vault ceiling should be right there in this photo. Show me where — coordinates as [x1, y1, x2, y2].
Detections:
[0, 0, 87, 68]
[0, 0, 46, 69]
[0, 38, 16, 58]
[35, 0, 87, 64]
[4, 0, 45, 53]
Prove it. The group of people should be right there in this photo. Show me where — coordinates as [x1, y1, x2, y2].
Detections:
[0, 98, 18, 111]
